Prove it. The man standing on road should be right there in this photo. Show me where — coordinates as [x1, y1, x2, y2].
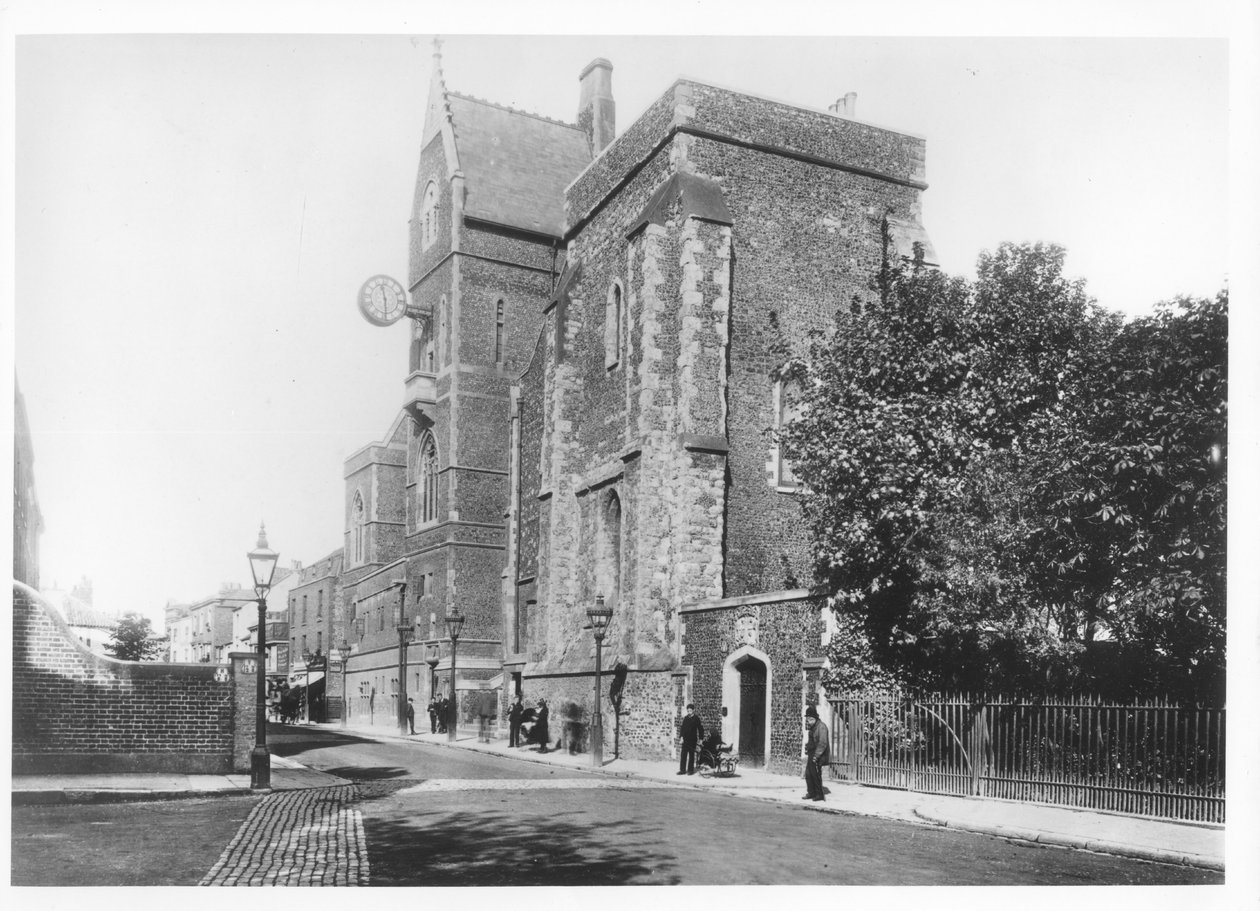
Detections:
[406, 698, 417, 735]
[678, 704, 704, 775]
[803, 705, 830, 801]
[427, 697, 438, 734]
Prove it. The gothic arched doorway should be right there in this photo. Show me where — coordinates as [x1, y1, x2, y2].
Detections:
[722, 646, 772, 769]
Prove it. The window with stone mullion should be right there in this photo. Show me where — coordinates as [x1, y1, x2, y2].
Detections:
[418, 433, 439, 525]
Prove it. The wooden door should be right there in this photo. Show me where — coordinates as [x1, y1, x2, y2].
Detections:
[739, 659, 767, 768]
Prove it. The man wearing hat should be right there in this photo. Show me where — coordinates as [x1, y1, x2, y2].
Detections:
[678, 704, 705, 775]
[803, 704, 830, 801]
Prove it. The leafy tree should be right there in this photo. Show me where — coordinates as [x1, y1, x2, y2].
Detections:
[105, 612, 165, 662]
[782, 243, 1225, 700]
[1028, 291, 1227, 700]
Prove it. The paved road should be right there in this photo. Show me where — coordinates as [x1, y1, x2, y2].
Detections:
[267, 727, 1220, 887]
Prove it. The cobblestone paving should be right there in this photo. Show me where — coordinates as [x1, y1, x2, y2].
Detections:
[200, 786, 367, 886]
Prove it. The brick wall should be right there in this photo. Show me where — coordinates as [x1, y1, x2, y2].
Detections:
[13, 582, 244, 774]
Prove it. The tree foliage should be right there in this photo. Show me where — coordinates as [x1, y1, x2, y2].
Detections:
[105, 612, 165, 662]
[782, 243, 1225, 701]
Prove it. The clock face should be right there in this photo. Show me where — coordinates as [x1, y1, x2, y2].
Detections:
[358, 275, 407, 326]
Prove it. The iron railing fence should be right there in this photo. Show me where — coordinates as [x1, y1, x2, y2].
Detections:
[828, 691, 1224, 823]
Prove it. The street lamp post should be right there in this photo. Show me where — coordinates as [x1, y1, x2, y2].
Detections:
[335, 640, 350, 728]
[247, 523, 279, 791]
[353, 617, 365, 722]
[301, 650, 314, 723]
[445, 609, 465, 741]
[393, 580, 411, 736]
[587, 595, 613, 767]
[425, 642, 440, 710]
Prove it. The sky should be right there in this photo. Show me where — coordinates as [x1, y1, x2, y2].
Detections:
[3, 3, 1254, 635]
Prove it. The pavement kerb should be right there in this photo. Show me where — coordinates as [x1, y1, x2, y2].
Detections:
[911, 808, 1225, 873]
[13, 787, 259, 806]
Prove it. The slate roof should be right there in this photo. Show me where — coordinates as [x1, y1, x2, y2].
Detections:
[52, 592, 117, 629]
[447, 93, 591, 237]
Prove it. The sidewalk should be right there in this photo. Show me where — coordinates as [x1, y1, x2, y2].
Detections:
[13, 720, 1223, 873]
[11, 753, 344, 804]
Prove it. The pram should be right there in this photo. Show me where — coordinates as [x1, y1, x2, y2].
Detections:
[697, 732, 739, 778]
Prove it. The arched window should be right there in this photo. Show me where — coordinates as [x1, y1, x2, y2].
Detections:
[604, 282, 623, 369]
[351, 492, 366, 564]
[409, 335, 422, 373]
[421, 181, 439, 250]
[438, 296, 447, 368]
[410, 318, 437, 374]
[418, 432, 439, 526]
[596, 490, 622, 609]
[772, 378, 804, 491]
[494, 299, 506, 364]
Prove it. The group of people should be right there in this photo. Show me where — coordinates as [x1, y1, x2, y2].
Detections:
[676, 703, 737, 775]
[677, 702, 830, 801]
[506, 694, 557, 752]
[409, 690, 830, 801]
[410, 696, 451, 735]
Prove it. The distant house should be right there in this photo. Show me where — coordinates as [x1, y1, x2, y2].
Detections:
[42, 583, 120, 658]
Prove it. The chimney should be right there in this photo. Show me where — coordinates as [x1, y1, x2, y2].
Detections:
[577, 58, 615, 154]
[828, 92, 857, 118]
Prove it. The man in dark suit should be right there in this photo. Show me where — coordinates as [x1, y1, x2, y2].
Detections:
[678, 704, 705, 775]
[508, 694, 525, 747]
[803, 705, 830, 801]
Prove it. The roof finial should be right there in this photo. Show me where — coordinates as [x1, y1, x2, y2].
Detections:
[432, 35, 443, 65]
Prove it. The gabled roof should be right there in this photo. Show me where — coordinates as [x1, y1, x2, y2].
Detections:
[447, 93, 591, 238]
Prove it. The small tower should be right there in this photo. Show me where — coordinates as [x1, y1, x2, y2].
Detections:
[577, 58, 616, 154]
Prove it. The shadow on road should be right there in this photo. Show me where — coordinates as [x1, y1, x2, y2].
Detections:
[362, 806, 677, 886]
[320, 765, 412, 781]
[267, 726, 376, 757]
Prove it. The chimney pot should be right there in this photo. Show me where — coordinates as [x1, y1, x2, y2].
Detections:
[829, 92, 858, 118]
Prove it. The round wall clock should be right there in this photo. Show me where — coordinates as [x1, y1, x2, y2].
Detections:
[358, 275, 408, 326]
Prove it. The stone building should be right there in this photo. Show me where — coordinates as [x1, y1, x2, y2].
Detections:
[349, 49, 934, 772]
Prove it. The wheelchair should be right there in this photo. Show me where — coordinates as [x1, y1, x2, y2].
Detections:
[697, 733, 739, 777]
